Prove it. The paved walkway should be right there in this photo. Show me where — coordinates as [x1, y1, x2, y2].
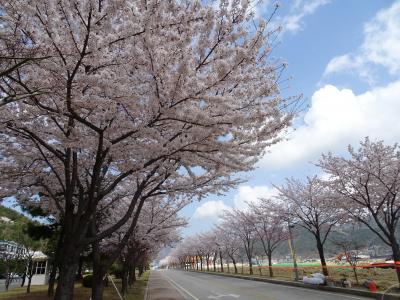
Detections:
[146, 270, 185, 300]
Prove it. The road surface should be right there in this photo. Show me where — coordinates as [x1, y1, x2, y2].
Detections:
[148, 269, 375, 300]
[0, 278, 23, 292]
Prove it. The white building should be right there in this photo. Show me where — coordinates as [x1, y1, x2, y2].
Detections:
[29, 251, 50, 286]
[0, 241, 50, 286]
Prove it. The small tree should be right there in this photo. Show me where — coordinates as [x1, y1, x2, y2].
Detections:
[215, 227, 241, 274]
[277, 176, 343, 276]
[331, 227, 366, 285]
[247, 200, 289, 277]
[23, 251, 36, 293]
[220, 209, 256, 275]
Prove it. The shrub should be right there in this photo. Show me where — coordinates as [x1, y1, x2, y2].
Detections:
[109, 262, 123, 279]
[82, 274, 93, 288]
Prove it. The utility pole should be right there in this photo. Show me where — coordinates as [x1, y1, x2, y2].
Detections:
[288, 222, 299, 281]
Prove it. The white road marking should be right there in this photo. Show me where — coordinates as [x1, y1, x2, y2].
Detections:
[163, 273, 201, 300]
[207, 293, 240, 299]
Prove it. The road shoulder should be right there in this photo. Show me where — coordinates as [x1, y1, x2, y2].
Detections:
[146, 271, 185, 300]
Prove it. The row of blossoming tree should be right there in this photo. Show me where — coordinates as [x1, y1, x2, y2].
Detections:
[166, 138, 400, 284]
[0, 0, 295, 299]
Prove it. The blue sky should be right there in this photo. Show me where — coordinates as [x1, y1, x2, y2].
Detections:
[182, 0, 400, 236]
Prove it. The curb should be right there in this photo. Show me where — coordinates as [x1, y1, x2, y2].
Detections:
[184, 270, 400, 300]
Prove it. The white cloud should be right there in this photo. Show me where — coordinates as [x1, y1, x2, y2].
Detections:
[233, 185, 278, 210]
[324, 55, 362, 75]
[280, 0, 330, 33]
[193, 185, 279, 219]
[193, 200, 230, 219]
[261, 80, 400, 169]
[362, 1, 400, 74]
[324, 2, 400, 77]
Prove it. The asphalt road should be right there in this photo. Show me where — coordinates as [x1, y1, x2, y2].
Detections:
[154, 270, 375, 300]
[0, 278, 23, 292]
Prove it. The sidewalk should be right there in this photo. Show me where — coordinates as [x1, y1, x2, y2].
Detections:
[145, 271, 185, 300]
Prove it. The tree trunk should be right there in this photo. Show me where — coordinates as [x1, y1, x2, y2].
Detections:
[316, 236, 329, 276]
[121, 262, 128, 296]
[128, 259, 136, 287]
[200, 256, 203, 271]
[49, 229, 65, 297]
[219, 252, 224, 273]
[27, 276, 32, 293]
[91, 249, 107, 300]
[213, 257, 216, 272]
[91, 273, 105, 300]
[76, 256, 84, 281]
[206, 257, 209, 271]
[5, 265, 10, 291]
[138, 263, 144, 277]
[248, 256, 253, 275]
[54, 254, 80, 300]
[47, 259, 58, 297]
[390, 238, 400, 283]
[352, 266, 359, 285]
[268, 254, 273, 277]
[232, 258, 237, 274]
[91, 238, 107, 300]
[20, 272, 26, 287]
[26, 260, 33, 293]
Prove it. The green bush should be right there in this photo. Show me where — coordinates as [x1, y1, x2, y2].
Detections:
[109, 262, 123, 278]
[82, 274, 93, 288]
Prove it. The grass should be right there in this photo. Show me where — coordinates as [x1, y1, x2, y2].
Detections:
[0, 271, 150, 300]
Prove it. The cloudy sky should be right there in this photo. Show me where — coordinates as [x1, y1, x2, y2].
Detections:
[181, 0, 400, 235]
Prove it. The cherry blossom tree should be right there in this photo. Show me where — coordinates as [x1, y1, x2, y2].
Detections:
[214, 225, 241, 273]
[0, 1, 294, 298]
[220, 209, 257, 274]
[195, 233, 215, 271]
[205, 231, 221, 272]
[319, 138, 400, 283]
[91, 195, 186, 299]
[277, 176, 343, 276]
[172, 238, 199, 270]
[0, 4, 52, 107]
[187, 234, 210, 271]
[247, 200, 289, 277]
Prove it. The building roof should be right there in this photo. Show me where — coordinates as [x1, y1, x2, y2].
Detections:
[29, 251, 48, 260]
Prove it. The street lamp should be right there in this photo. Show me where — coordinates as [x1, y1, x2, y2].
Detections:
[287, 222, 299, 281]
